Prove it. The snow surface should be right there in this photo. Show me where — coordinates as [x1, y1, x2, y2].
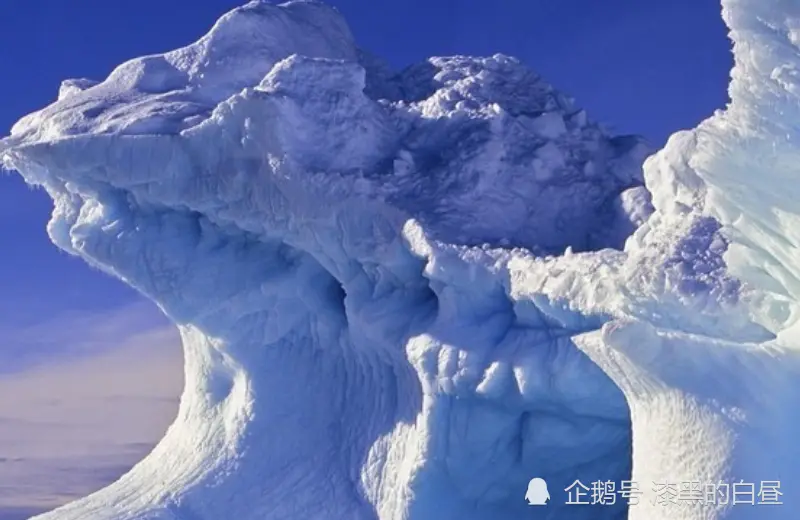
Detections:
[2, 0, 800, 519]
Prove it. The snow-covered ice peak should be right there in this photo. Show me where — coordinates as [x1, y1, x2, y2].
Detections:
[5, 4, 652, 257]
[3, 0, 800, 519]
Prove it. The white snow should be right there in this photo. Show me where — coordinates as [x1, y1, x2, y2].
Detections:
[2, 0, 800, 519]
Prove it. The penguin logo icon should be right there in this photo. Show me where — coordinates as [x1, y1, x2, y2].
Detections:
[525, 477, 550, 505]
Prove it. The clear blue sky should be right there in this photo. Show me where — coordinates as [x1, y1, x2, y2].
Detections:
[0, 0, 732, 366]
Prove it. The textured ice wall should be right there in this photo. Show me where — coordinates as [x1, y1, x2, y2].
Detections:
[572, 0, 800, 518]
[2, 1, 800, 519]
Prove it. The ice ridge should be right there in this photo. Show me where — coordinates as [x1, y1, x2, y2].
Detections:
[3, 1, 800, 519]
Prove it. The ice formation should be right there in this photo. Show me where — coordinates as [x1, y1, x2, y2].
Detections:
[2, 1, 800, 519]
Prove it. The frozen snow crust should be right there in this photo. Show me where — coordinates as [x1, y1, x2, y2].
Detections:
[3, 1, 800, 519]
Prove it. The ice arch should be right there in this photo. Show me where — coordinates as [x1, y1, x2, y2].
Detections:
[2, 1, 800, 520]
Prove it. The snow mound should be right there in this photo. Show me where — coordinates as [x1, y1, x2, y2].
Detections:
[2, 1, 800, 519]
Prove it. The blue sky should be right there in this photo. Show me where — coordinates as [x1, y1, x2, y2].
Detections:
[0, 0, 732, 515]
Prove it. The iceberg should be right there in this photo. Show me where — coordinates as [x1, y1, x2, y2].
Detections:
[2, 1, 799, 519]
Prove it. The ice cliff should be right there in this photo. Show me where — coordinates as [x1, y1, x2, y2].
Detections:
[2, 1, 800, 519]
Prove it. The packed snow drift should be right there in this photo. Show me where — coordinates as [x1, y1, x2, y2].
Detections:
[3, 1, 800, 519]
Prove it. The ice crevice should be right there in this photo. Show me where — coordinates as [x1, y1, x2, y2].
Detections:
[3, 1, 800, 519]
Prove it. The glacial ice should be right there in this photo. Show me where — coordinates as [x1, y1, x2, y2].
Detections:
[2, 0, 800, 519]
